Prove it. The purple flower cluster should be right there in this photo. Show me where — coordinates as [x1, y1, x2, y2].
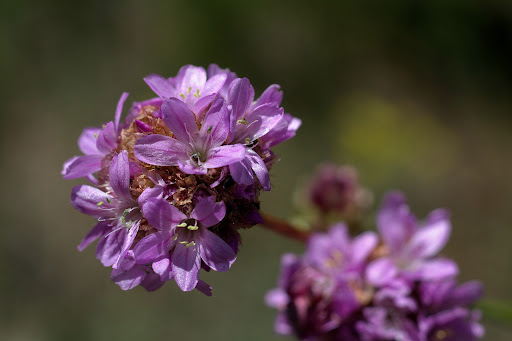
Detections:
[62, 64, 300, 293]
[266, 192, 484, 340]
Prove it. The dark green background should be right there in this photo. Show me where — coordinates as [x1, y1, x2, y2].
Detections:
[1, 0, 512, 340]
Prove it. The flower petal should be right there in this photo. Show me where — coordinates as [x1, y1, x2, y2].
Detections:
[172, 244, 200, 291]
[96, 121, 117, 154]
[133, 232, 170, 263]
[62, 155, 103, 179]
[111, 263, 145, 290]
[190, 196, 226, 227]
[202, 73, 227, 97]
[141, 273, 166, 292]
[366, 258, 399, 287]
[144, 74, 175, 98]
[177, 160, 208, 175]
[161, 98, 199, 143]
[78, 127, 101, 155]
[377, 192, 416, 252]
[195, 279, 213, 296]
[114, 92, 129, 132]
[228, 77, 254, 120]
[113, 220, 140, 269]
[134, 134, 188, 166]
[77, 221, 110, 252]
[199, 98, 230, 149]
[255, 84, 283, 107]
[71, 185, 114, 216]
[229, 159, 253, 185]
[109, 151, 132, 201]
[141, 197, 187, 231]
[199, 228, 236, 272]
[246, 149, 270, 191]
[178, 65, 207, 96]
[96, 227, 126, 267]
[407, 209, 451, 258]
[236, 103, 284, 142]
[203, 144, 246, 169]
[152, 256, 173, 281]
[414, 258, 459, 281]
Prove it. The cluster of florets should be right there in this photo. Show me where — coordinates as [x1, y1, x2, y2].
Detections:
[266, 192, 484, 340]
[62, 64, 300, 294]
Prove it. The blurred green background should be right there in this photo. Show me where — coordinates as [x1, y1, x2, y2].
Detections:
[1, 0, 512, 340]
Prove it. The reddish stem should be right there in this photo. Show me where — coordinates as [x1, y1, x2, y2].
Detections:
[260, 213, 311, 243]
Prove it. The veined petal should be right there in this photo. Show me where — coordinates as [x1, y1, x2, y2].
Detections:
[190, 196, 226, 227]
[229, 159, 253, 185]
[141, 197, 187, 232]
[200, 98, 230, 149]
[144, 74, 175, 98]
[71, 185, 114, 216]
[109, 151, 132, 201]
[96, 121, 117, 154]
[111, 263, 145, 290]
[246, 149, 270, 191]
[199, 228, 236, 272]
[77, 221, 110, 251]
[350, 231, 379, 265]
[113, 220, 140, 269]
[134, 134, 188, 166]
[172, 244, 200, 291]
[114, 92, 129, 132]
[228, 78, 254, 120]
[203, 144, 245, 169]
[377, 192, 417, 252]
[414, 258, 459, 281]
[195, 279, 213, 296]
[152, 256, 173, 282]
[242, 104, 284, 141]
[141, 273, 165, 292]
[62, 155, 103, 179]
[366, 258, 398, 287]
[96, 227, 126, 267]
[202, 73, 227, 96]
[161, 98, 199, 143]
[192, 93, 217, 117]
[78, 127, 101, 155]
[133, 232, 170, 263]
[177, 160, 208, 175]
[255, 84, 283, 107]
[178, 65, 207, 95]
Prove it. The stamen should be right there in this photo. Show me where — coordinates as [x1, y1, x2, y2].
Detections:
[179, 93, 186, 99]
[176, 222, 188, 228]
[187, 225, 198, 231]
[237, 117, 248, 125]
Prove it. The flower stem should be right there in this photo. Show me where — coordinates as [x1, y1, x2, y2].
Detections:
[260, 213, 310, 243]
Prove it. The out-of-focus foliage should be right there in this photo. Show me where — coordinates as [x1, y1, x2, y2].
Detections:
[1, 0, 512, 340]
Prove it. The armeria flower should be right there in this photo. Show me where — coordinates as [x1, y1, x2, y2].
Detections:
[134, 97, 245, 175]
[62, 92, 129, 181]
[71, 150, 143, 268]
[63, 64, 299, 292]
[266, 192, 484, 340]
[133, 196, 236, 291]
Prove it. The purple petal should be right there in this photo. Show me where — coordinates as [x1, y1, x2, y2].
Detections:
[190, 196, 226, 227]
[452, 281, 484, 307]
[96, 121, 117, 154]
[200, 98, 230, 149]
[178, 65, 207, 95]
[77, 221, 110, 251]
[71, 185, 114, 216]
[255, 84, 283, 107]
[111, 263, 145, 290]
[161, 98, 199, 143]
[96, 227, 126, 267]
[78, 127, 101, 155]
[195, 279, 213, 296]
[246, 149, 270, 191]
[135, 119, 152, 133]
[144, 74, 175, 98]
[134, 134, 188, 166]
[203, 73, 227, 96]
[199, 228, 236, 272]
[62, 155, 103, 179]
[141, 273, 166, 292]
[260, 113, 301, 149]
[133, 232, 170, 263]
[192, 93, 217, 116]
[415, 258, 459, 281]
[228, 78, 254, 120]
[114, 92, 129, 132]
[203, 144, 246, 169]
[109, 151, 132, 201]
[141, 197, 187, 231]
[152, 256, 173, 281]
[113, 221, 140, 269]
[177, 160, 208, 175]
[377, 191, 416, 252]
[172, 245, 200, 291]
[229, 159, 254, 185]
[350, 231, 378, 264]
[138, 186, 164, 205]
[265, 288, 288, 309]
[366, 258, 399, 287]
[407, 209, 451, 258]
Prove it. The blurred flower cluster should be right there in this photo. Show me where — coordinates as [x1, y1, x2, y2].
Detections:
[267, 190, 484, 340]
[62, 64, 300, 294]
